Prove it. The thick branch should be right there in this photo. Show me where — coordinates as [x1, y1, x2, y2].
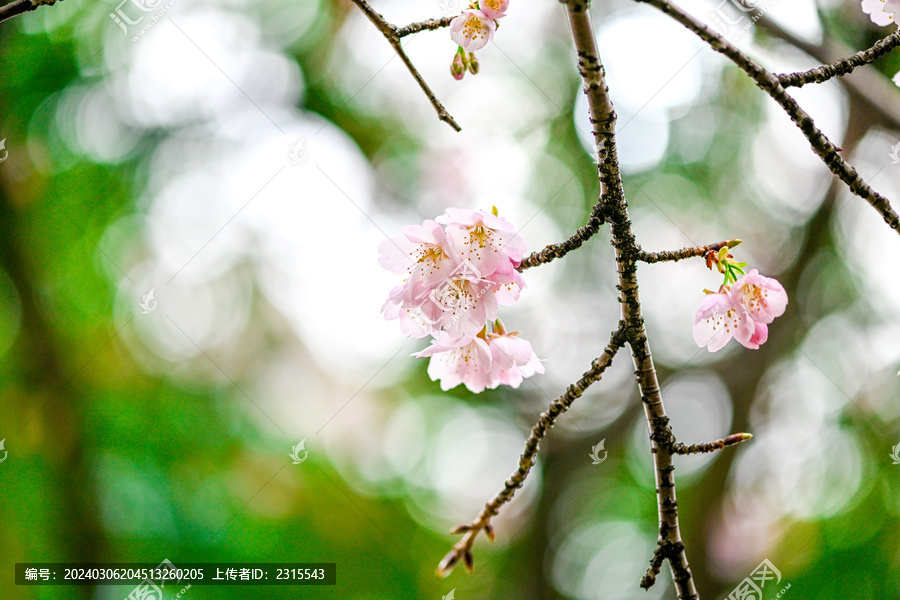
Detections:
[564, 0, 698, 597]
[637, 238, 741, 264]
[637, 0, 900, 236]
[348, 0, 461, 131]
[436, 327, 625, 578]
[642, 539, 684, 590]
[777, 29, 900, 88]
[0, 0, 60, 25]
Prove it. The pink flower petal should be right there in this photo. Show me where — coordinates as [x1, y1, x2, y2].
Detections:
[739, 321, 768, 350]
[419, 335, 494, 392]
[731, 269, 788, 324]
[479, 0, 509, 20]
[693, 292, 740, 352]
[449, 10, 496, 52]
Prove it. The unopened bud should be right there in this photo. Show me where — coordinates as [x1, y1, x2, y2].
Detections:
[467, 52, 479, 75]
[451, 51, 466, 80]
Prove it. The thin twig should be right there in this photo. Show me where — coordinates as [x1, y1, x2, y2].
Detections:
[636, 0, 900, 236]
[0, 0, 60, 25]
[637, 238, 741, 264]
[396, 16, 454, 38]
[673, 432, 753, 455]
[348, 0, 461, 132]
[436, 326, 626, 578]
[517, 201, 606, 271]
[754, 13, 900, 131]
[777, 29, 900, 88]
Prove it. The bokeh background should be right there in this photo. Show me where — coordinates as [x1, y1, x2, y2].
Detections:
[1, 0, 900, 597]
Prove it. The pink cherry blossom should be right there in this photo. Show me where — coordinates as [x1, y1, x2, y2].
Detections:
[418, 261, 501, 338]
[381, 284, 434, 339]
[416, 327, 543, 392]
[746, 321, 768, 350]
[488, 269, 526, 307]
[450, 9, 496, 52]
[379, 219, 466, 339]
[692, 291, 756, 352]
[416, 334, 494, 393]
[487, 330, 544, 388]
[381, 209, 542, 391]
[693, 270, 787, 352]
[479, 0, 510, 21]
[730, 269, 788, 324]
[862, 0, 899, 26]
[378, 219, 457, 301]
[437, 207, 527, 275]
[382, 260, 501, 339]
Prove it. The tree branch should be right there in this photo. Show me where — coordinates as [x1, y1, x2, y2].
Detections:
[348, 0, 461, 132]
[637, 238, 741, 264]
[636, 0, 900, 236]
[673, 432, 752, 455]
[0, 0, 61, 25]
[436, 326, 626, 578]
[517, 199, 606, 271]
[753, 13, 900, 132]
[564, 0, 698, 596]
[396, 16, 454, 38]
[777, 29, 900, 88]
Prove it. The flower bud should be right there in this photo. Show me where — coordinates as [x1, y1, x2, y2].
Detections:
[450, 50, 466, 80]
[467, 51, 480, 75]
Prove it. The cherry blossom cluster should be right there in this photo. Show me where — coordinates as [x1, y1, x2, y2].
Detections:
[449, 0, 510, 80]
[692, 245, 788, 352]
[379, 208, 543, 392]
[862, 0, 900, 85]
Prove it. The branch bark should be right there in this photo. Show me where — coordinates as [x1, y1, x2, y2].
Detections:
[517, 201, 606, 271]
[564, 0, 698, 596]
[637, 238, 741, 264]
[673, 432, 752, 455]
[777, 29, 900, 88]
[396, 16, 453, 38]
[0, 0, 61, 25]
[753, 14, 900, 132]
